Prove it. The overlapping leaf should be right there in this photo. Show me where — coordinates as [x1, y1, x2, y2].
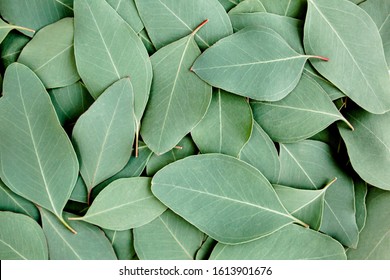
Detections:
[0, 31, 30, 68]
[106, 0, 144, 34]
[230, 0, 307, 18]
[103, 229, 136, 260]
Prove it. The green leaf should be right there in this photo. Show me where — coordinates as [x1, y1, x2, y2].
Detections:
[195, 236, 217, 260]
[139, 29, 156, 55]
[106, 0, 144, 33]
[18, 18, 79, 89]
[134, 210, 205, 260]
[192, 26, 327, 102]
[0, 211, 48, 260]
[218, 0, 243, 11]
[146, 136, 197, 176]
[278, 140, 359, 248]
[40, 209, 117, 260]
[74, 0, 152, 124]
[135, 0, 233, 50]
[239, 121, 280, 183]
[0, 0, 73, 37]
[0, 31, 30, 68]
[251, 72, 352, 143]
[140, 22, 212, 155]
[70, 177, 167, 230]
[338, 108, 390, 191]
[210, 224, 346, 260]
[347, 188, 390, 259]
[0, 63, 79, 231]
[72, 78, 135, 201]
[69, 176, 88, 204]
[191, 89, 252, 157]
[103, 229, 136, 260]
[0, 180, 39, 221]
[304, 0, 390, 114]
[228, 0, 266, 14]
[152, 154, 305, 244]
[0, 18, 35, 44]
[354, 178, 367, 232]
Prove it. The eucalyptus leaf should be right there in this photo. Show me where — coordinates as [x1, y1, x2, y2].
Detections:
[191, 89, 253, 157]
[0, 63, 79, 231]
[228, 0, 266, 14]
[40, 209, 117, 260]
[354, 178, 367, 232]
[192, 26, 327, 102]
[238, 121, 280, 183]
[135, 0, 233, 50]
[139, 29, 156, 55]
[140, 23, 212, 155]
[0, 211, 48, 260]
[152, 154, 305, 244]
[304, 0, 390, 114]
[134, 210, 205, 260]
[69, 176, 88, 204]
[106, 0, 144, 34]
[230, 0, 307, 18]
[103, 229, 136, 260]
[195, 237, 217, 260]
[210, 224, 346, 260]
[0, 18, 35, 44]
[0, 31, 30, 68]
[72, 78, 135, 201]
[70, 177, 167, 230]
[218, 0, 243, 11]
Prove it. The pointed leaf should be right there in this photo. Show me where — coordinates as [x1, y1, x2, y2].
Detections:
[0, 30, 30, 67]
[134, 210, 204, 260]
[191, 89, 253, 157]
[72, 78, 135, 197]
[71, 177, 167, 230]
[103, 229, 136, 260]
[135, 0, 233, 50]
[140, 26, 212, 155]
[304, 0, 390, 113]
[152, 154, 304, 244]
[106, 0, 144, 33]
[210, 224, 346, 260]
[0, 63, 79, 226]
[0, 211, 48, 260]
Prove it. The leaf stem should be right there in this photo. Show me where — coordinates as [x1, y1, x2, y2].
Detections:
[323, 177, 337, 190]
[192, 19, 209, 35]
[11, 25, 35, 33]
[59, 216, 77, 234]
[68, 216, 83, 221]
[307, 55, 329, 61]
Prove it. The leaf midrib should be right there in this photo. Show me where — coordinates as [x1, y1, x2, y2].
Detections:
[0, 239, 27, 260]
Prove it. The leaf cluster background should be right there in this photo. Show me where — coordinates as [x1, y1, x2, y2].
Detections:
[0, 0, 389, 260]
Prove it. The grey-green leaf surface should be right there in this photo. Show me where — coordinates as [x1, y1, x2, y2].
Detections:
[40, 209, 117, 260]
[251, 73, 351, 143]
[134, 210, 204, 260]
[354, 178, 367, 232]
[274, 184, 327, 230]
[191, 89, 252, 157]
[239, 121, 280, 183]
[49, 82, 94, 126]
[106, 0, 144, 33]
[338, 108, 390, 191]
[195, 236, 217, 260]
[139, 29, 156, 55]
[210, 224, 346, 260]
[0, 17, 34, 44]
[18, 18, 79, 89]
[304, 0, 390, 114]
[0, 31, 30, 68]
[147, 136, 197, 176]
[228, 0, 266, 14]
[152, 154, 302, 244]
[0, 180, 39, 221]
[278, 141, 359, 248]
[192, 26, 321, 102]
[74, 0, 152, 124]
[72, 78, 135, 198]
[0, 63, 79, 227]
[230, 0, 307, 18]
[103, 229, 136, 260]
[218, 0, 243, 11]
[347, 188, 390, 259]
[140, 28, 212, 155]
[72, 177, 167, 230]
[69, 176, 88, 204]
[135, 0, 233, 50]
[0, 0, 73, 37]
[0, 211, 48, 260]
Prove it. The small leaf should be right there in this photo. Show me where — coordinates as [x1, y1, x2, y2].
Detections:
[195, 236, 217, 260]
[0, 31, 30, 68]
[69, 176, 88, 204]
[106, 0, 144, 33]
[103, 229, 136, 260]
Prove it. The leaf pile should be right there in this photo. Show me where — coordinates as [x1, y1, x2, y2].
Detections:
[0, 0, 389, 260]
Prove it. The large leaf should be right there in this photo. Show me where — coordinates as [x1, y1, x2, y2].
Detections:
[40, 209, 117, 260]
[338, 108, 390, 191]
[72, 78, 135, 201]
[0, 0, 73, 37]
[347, 188, 390, 259]
[278, 141, 359, 248]
[18, 18, 79, 89]
[74, 0, 152, 125]
[238, 121, 280, 183]
[0, 63, 79, 231]
[210, 224, 346, 260]
[106, 0, 143, 34]
[192, 26, 327, 102]
[140, 22, 212, 155]
[0, 212, 48, 260]
[191, 89, 253, 157]
[135, 0, 233, 50]
[70, 177, 167, 230]
[152, 154, 305, 244]
[103, 229, 136, 260]
[134, 210, 204, 260]
[304, 0, 390, 114]
[251, 72, 352, 143]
